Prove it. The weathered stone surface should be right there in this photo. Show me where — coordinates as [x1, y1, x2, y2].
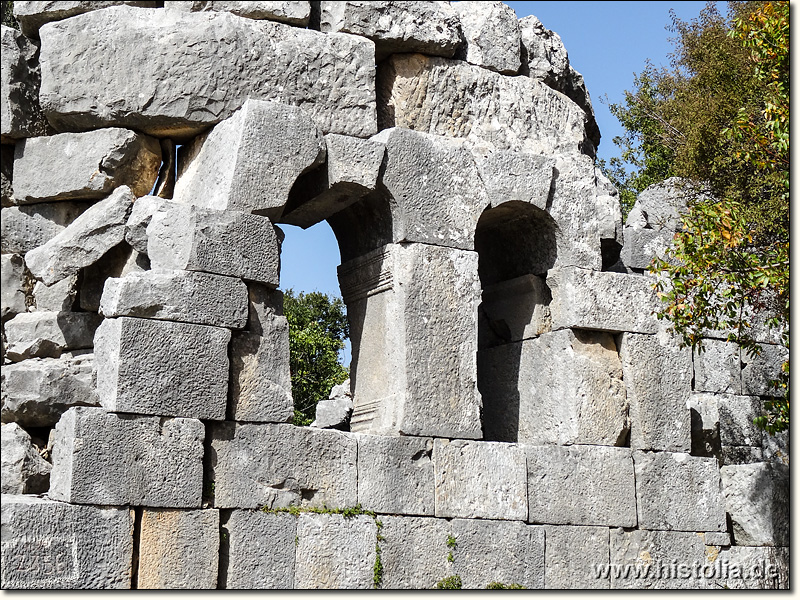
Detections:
[2, 202, 90, 255]
[379, 54, 592, 156]
[544, 525, 609, 589]
[294, 513, 376, 589]
[718, 394, 762, 447]
[634, 451, 726, 532]
[167, 1, 310, 25]
[39, 6, 377, 138]
[94, 317, 230, 420]
[13, 1, 157, 37]
[547, 267, 660, 333]
[741, 343, 788, 397]
[319, 1, 462, 60]
[720, 461, 789, 546]
[13, 129, 160, 204]
[718, 546, 789, 589]
[480, 329, 627, 446]
[147, 203, 279, 286]
[210, 422, 357, 509]
[356, 434, 433, 516]
[0, 495, 133, 589]
[224, 510, 296, 589]
[1, 422, 51, 494]
[78, 242, 146, 312]
[1, 25, 48, 142]
[721, 446, 765, 466]
[4, 311, 101, 361]
[693, 339, 741, 394]
[1, 253, 31, 322]
[31, 273, 78, 312]
[138, 509, 219, 589]
[311, 379, 352, 430]
[24, 186, 134, 286]
[478, 275, 552, 348]
[378, 516, 451, 589]
[619, 332, 692, 451]
[526, 445, 636, 527]
[124, 196, 171, 254]
[701, 531, 731, 547]
[433, 438, 526, 521]
[49, 407, 204, 507]
[453, 1, 521, 75]
[174, 99, 325, 220]
[471, 147, 556, 210]
[1, 143, 13, 205]
[1, 353, 98, 427]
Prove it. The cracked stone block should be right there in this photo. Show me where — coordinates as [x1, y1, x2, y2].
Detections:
[544, 525, 610, 589]
[224, 510, 297, 589]
[1, 202, 90, 255]
[526, 445, 636, 528]
[210, 422, 357, 509]
[38, 6, 376, 138]
[138, 509, 219, 589]
[634, 451, 726, 532]
[717, 546, 789, 589]
[1, 25, 49, 142]
[94, 317, 230, 420]
[0, 495, 133, 589]
[1, 422, 51, 494]
[166, 1, 310, 26]
[356, 434, 434, 516]
[1, 253, 31, 322]
[49, 407, 204, 507]
[693, 339, 741, 394]
[433, 438, 527, 521]
[453, 1, 521, 75]
[741, 343, 788, 397]
[1, 353, 98, 427]
[31, 274, 78, 312]
[13, 1, 157, 37]
[4, 311, 101, 361]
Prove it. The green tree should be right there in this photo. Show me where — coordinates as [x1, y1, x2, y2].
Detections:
[283, 289, 350, 426]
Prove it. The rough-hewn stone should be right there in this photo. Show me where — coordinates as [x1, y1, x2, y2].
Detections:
[224, 510, 297, 589]
[1, 143, 13, 205]
[545, 525, 610, 589]
[124, 196, 171, 254]
[13, 1, 157, 37]
[4, 311, 101, 361]
[478, 274, 552, 348]
[1, 253, 30, 322]
[378, 516, 451, 589]
[1, 25, 48, 142]
[453, 1, 521, 75]
[2, 202, 90, 255]
[78, 242, 145, 312]
[718, 546, 789, 589]
[693, 339, 741, 395]
[31, 274, 78, 312]
[311, 379, 353, 430]
[720, 462, 789, 547]
[717, 394, 762, 447]
[166, 1, 310, 25]
[1, 422, 51, 494]
[741, 343, 788, 397]
[471, 147, 556, 210]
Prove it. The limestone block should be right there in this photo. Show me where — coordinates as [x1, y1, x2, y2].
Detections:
[1, 25, 48, 142]
[717, 394, 762, 447]
[478, 275, 552, 348]
[741, 342, 788, 397]
[24, 186, 135, 286]
[210, 422, 357, 509]
[319, 1, 462, 60]
[49, 407, 204, 507]
[379, 54, 591, 157]
[39, 6, 377, 138]
[174, 99, 325, 220]
[433, 438, 526, 521]
[1, 253, 31, 322]
[31, 274, 78, 312]
[311, 379, 353, 430]
[718, 546, 789, 589]
[224, 510, 297, 589]
[721, 446, 764, 466]
[13, 1, 156, 37]
[0, 353, 99, 427]
[356, 434, 433, 516]
[761, 429, 788, 466]
[147, 203, 279, 286]
[294, 513, 376, 589]
[1, 422, 51, 494]
[720, 462, 789, 546]
[619, 332, 692, 451]
[693, 339, 741, 394]
[479, 329, 627, 446]
[701, 531, 731, 547]
[78, 242, 146, 312]
[471, 147, 556, 210]
[13, 129, 160, 204]
[526, 445, 636, 528]
[378, 516, 452, 589]
[2, 143, 13, 205]
[342, 244, 482, 439]
[4, 311, 101, 361]
[94, 317, 230, 420]
[124, 196, 172, 254]
[547, 267, 660, 334]
[1, 202, 90, 254]
[634, 451, 726, 532]
[453, 1, 521, 75]
[242, 282, 283, 335]
[0, 495, 133, 589]
[544, 525, 610, 589]
[167, 1, 310, 25]
[138, 509, 219, 589]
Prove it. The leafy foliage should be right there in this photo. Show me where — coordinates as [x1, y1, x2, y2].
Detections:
[486, 582, 526, 590]
[283, 290, 349, 426]
[435, 575, 463, 590]
[1, 0, 17, 29]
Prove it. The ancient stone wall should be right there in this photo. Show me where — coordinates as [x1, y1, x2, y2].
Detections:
[1, 1, 788, 590]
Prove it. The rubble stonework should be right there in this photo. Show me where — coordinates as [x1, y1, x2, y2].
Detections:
[0, 0, 788, 591]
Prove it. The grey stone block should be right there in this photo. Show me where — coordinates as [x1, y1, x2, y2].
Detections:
[147, 203, 279, 286]
[433, 438, 527, 521]
[49, 406, 204, 507]
[720, 461, 789, 546]
[94, 316, 230, 420]
[294, 513, 376, 589]
[717, 546, 789, 589]
[13, 129, 160, 204]
[224, 510, 297, 589]
[378, 516, 451, 589]
[526, 445, 636, 528]
[1, 202, 90, 254]
[4, 311, 101, 361]
[741, 342, 788, 397]
[124, 195, 172, 254]
[633, 451, 726, 532]
[210, 422, 357, 509]
[1, 25, 48, 142]
[24, 185, 135, 286]
[0, 495, 133, 589]
[478, 275, 552, 348]
[311, 379, 353, 430]
[471, 147, 556, 211]
[78, 242, 145, 313]
[356, 434, 433, 516]
[692, 339, 741, 394]
[721, 446, 765, 466]
[39, 6, 376, 138]
[701, 531, 731, 547]
[31, 274, 78, 312]
[0, 353, 99, 427]
[13, 1, 157, 37]
[1, 421, 51, 494]
[544, 525, 610, 589]
[166, 1, 310, 25]
[716, 394, 762, 447]
[1, 253, 31, 322]
[453, 1, 521, 74]
[138, 509, 219, 589]
[2, 143, 13, 205]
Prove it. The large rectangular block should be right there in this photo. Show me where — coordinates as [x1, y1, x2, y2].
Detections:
[166, 1, 310, 26]
[433, 438, 527, 521]
[224, 510, 297, 589]
[454, 1, 522, 75]
[545, 525, 610, 589]
[693, 339, 741, 394]
[526, 445, 636, 527]
[138, 509, 219, 589]
[0, 495, 133, 589]
[720, 462, 789, 546]
[210, 423, 357, 509]
[13, 1, 157, 37]
[634, 451, 726, 532]
[94, 317, 230, 420]
[378, 516, 452, 589]
[1, 202, 90, 254]
[49, 407, 205, 507]
[4, 311, 102, 361]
